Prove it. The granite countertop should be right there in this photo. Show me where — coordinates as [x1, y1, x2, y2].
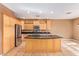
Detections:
[24, 35, 62, 39]
[22, 31, 50, 34]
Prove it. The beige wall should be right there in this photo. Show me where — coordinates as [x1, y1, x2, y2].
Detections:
[72, 18, 79, 40]
[50, 20, 73, 39]
[0, 13, 3, 54]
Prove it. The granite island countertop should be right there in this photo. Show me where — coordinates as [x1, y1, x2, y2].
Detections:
[24, 34, 62, 39]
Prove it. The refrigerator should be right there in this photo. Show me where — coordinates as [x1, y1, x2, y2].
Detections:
[15, 24, 22, 47]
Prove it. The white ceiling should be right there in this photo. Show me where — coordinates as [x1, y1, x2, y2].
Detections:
[2, 3, 79, 19]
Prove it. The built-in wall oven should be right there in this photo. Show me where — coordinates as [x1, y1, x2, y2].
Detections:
[15, 24, 22, 47]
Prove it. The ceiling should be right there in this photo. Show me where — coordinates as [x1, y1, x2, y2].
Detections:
[2, 3, 79, 19]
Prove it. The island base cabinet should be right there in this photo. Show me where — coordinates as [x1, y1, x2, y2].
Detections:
[25, 39, 61, 53]
[53, 39, 61, 52]
[47, 39, 54, 52]
[25, 39, 33, 53]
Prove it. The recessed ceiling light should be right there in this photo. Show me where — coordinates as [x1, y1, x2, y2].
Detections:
[50, 11, 54, 14]
[39, 11, 42, 14]
[27, 10, 30, 14]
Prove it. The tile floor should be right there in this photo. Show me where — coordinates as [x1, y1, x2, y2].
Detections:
[3, 39, 79, 56]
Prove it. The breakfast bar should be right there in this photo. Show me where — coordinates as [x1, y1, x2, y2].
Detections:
[24, 34, 62, 53]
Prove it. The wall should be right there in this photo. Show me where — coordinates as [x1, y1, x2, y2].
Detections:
[50, 20, 73, 39]
[72, 18, 79, 40]
[0, 13, 3, 54]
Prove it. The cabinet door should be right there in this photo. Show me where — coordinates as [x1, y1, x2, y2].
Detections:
[41, 39, 48, 53]
[10, 17, 15, 26]
[24, 24, 33, 30]
[40, 20, 46, 30]
[47, 39, 54, 52]
[25, 39, 33, 53]
[9, 27, 15, 49]
[47, 20, 52, 31]
[3, 14, 10, 26]
[32, 39, 41, 53]
[3, 14, 15, 54]
[53, 39, 61, 52]
[3, 27, 10, 54]
[40, 24, 46, 30]
[3, 14, 10, 54]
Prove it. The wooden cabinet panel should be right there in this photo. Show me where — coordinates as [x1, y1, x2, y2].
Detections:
[24, 24, 33, 30]
[3, 27, 11, 54]
[3, 38, 10, 54]
[24, 20, 47, 31]
[40, 40, 48, 52]
[3, 14, 10, 26]
[3, 14, 15, 54]
[40, 20, 46, 24]
[10, 17, 15, 26]
[40, 24, 46, 30]
[47, 39, 54, 52]
[9, 27, 15, 49]
[53, 39, 61, 52]
[32, 39, 43, 52]
[25, 39, 61, 53]
[47, 20, 52, 31]
[24, 20, 33, 24]
[25, 39, 33, 53]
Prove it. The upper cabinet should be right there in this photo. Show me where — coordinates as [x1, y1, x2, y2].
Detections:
[24, 20, 34, 31]
[24, 19, 47, 31]
[39, 20, 47, 31]
[24, 20, 33, 24]
[3, 14, 10, 26]
[47, 20, 52, 31]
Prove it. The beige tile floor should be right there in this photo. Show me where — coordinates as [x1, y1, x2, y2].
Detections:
[3, 39, 79, 56]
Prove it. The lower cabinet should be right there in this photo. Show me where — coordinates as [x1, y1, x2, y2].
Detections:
[53, 39, 61, 52]
[25, 39, 61, 53]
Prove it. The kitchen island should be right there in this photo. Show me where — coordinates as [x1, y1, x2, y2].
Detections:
[24, 34, 62, 53]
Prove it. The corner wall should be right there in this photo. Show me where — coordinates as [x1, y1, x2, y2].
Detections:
[51, 20, 73, 39]
[72, 18, 79, 40]
[0, 13, 3, 54]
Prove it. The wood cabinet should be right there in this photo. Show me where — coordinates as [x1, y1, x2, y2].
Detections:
[3, 14, 11, 54]
[39, 20, 47, 30]
[25, 39, 33, 53]
[46, 20, 52, 31]
[3, 27, 11, 54]
[53, 39, 61, 52]
[24, 20, 47, 31]
[24, 24, 34, 30]
[25, 39, 61, 53]
[2, 14, 22, 54]
[24, 20, 33, 30]
[47, 39, 54, 52]
[0, 4, 23, 54]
